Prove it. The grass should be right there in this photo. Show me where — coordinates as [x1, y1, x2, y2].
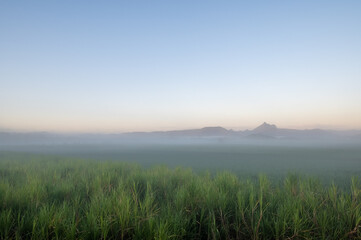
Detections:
[0, 153, 361, 239]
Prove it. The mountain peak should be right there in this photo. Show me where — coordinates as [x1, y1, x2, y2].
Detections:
[252, 122, 278, 133]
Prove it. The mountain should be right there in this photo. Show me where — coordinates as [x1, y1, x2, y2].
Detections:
[165, 126, 232, 137]
[1, 123, 361, 145]
[252, 122, 278, 134]
[123, 127, 236, 142]
[248, 123, 350, 140]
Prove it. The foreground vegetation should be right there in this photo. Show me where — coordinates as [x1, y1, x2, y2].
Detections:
[0, 154, 361, 239]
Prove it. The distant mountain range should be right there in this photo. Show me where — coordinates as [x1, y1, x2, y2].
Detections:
[1, 122, 361, 145]
[125, 122, 361, 140]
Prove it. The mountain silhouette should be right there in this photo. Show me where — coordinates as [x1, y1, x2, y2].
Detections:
[1, 123, 361, 145]
[252, 122, 278, 134]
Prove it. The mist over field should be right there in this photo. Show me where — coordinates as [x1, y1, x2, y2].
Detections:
[1, 122, 360, 180]
[1, 122, 361, 187]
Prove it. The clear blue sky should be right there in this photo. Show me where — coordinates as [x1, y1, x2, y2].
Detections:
[1, 1, 361, 132]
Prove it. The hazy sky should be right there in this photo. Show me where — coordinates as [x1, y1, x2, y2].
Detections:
[1, 1, 361, 132]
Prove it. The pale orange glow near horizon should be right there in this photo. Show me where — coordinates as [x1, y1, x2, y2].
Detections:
[2, 111, 361, 133]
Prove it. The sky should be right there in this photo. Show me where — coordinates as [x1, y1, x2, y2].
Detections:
[1, 1, 361, 132]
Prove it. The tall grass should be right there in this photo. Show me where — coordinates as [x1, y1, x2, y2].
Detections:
[0, 154, 360, 239]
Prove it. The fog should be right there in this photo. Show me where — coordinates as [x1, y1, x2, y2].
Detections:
[1, 124, 361, 186]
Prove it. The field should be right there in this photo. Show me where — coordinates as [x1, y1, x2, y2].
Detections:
[1, 144, 361, 239]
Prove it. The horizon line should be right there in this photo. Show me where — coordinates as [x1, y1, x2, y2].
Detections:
[2, 122, 361, 134]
